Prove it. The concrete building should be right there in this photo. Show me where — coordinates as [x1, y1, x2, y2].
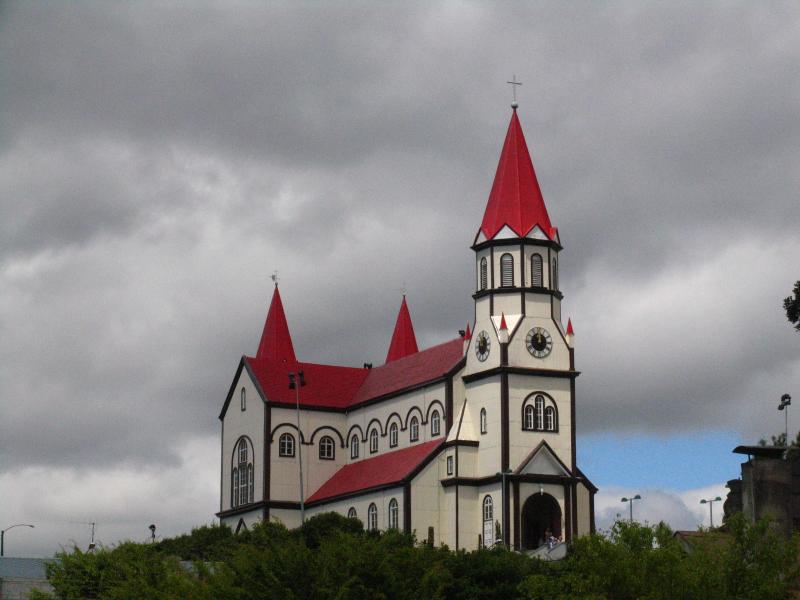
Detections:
[0, 558, 54, 600]
[216, 105, 597, 550]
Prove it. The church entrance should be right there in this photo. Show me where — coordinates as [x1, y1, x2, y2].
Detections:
[521, 493, 562, 550]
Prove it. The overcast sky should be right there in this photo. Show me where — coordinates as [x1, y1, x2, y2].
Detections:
[1, 1, 798, 556]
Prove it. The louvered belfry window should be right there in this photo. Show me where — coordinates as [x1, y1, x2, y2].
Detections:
[480, 257, 488, 290]
[531, 254, 543, 287]
[500, 253, 514, 287]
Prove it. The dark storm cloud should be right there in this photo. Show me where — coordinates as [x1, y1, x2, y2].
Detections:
[1, 0, 799, 479]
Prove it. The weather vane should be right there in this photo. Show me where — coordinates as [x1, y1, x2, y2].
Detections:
[270, 270, 278, 286]
[507, 75, 522, 107]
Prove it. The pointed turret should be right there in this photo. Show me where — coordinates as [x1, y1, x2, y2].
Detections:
[498, 312, 509, 344]
[385, 296, 419, 363]
[256, 285, 297, 364]
[566, 318, 574, 348]
[478, 108, 556, 242]
[462, 322, 472, 354]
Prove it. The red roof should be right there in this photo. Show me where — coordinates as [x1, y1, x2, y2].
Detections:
[256, 286, 297, 364]
[353, 338, 463, 405]
[479, 109, 556, 241]
[306, 439, 444, 503]
[566, 318, 574, 336]
[245, 337, 462, 410]
[385, 296, 419, 363]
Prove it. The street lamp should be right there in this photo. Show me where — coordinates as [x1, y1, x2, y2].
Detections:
[700, 497, 722, 528]
[494, 469, 513, 546]
[289, 370, 307, 524]
[1, 524, 34, 557]
[620, 495, 641, 522]
[779, 394, 792, 446]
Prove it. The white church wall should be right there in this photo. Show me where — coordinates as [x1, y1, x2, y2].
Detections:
[270, 507, 302, 530]
[465, 377, 502, 478]
[507, 374, 572, 471]
[576, 482, 591, 536]
[221, 368, 264, 512]
[269, 407, 346, 503]
[454, 445, 478, 478]
[457, 485, 480, 550]
[305, 486, 405, 531]
[410, 451, 445, 544]
[343, 382, 447, 461]
[523, 294, 554, 318]
[464, 320, 501, 376]
[507, 316, 570, 372]
[221, 506, 263, 532]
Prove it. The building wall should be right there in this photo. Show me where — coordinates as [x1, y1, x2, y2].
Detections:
[305, 486, 405, 531]
[576, 481, 592, 536]
[412, 452, 446, 544]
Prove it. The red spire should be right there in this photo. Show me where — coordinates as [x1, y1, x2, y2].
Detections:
[479, 109, 555, 241]
[385, 296, 419, 363]
[499, 313, 508, 330]
[464, 323, 472, 339]
[256, 285, 297, 364]
[566, 318, 574, 336]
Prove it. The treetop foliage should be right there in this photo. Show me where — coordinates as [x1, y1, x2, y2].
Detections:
[785, 280, 800, 333]
[31, 512, 800, 600]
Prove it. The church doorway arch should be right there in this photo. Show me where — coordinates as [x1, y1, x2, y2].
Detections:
[521, 492, 562, 550]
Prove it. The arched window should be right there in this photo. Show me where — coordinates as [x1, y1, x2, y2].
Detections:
[500, 253, 514, 287]
[319, 435, 335, 460]
[409, 416, 419, 442]
[480, 257, 488, 290]
[483, 495, 494, 521]
[524, 404, 535, 430]
[278, 433, 295, 457]
[430, 410, 441, 436]
[531, 254, 543, 287]
[552, 258, 558, 290]
[535, 395, 545, 430]
[368, 503, 378, 531]
[388, 498, 399, 529]
[232, 437, 253, 508]
[350, 435, 360, 459]
[389, 422, 398, 447]
[480, 408, 487, 434]
[522, 393, 558, 432]
[347, 507, 357, 519]
[240, 387, 246, 411]
[369, 429, 379, 454]
[545, 406, 556, 431]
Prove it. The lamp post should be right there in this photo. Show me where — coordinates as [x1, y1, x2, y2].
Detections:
[1, 524, 34, 557]
[289, 370, 307, 524]
[620, 495, 641, 522]
[779, 394, 792, 446]
[495, 469, 513, 546]
[700, 497, 722, 528]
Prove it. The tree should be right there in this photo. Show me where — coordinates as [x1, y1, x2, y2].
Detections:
[784, 280, 800, 332]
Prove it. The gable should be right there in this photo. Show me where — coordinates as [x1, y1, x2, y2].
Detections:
[517, 441, 571, 477]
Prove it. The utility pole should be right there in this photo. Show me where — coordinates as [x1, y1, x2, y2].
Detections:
[1, 524, 34, 557]
[620, 495, 641, 522]
[289, 370, 307, 524]
[700, 497, 722, 528]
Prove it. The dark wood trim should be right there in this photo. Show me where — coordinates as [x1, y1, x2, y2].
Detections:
[471, 287, 564, 301]
[501, 372, 509, 471]
[462, 366, 580, 384]
[445, 378, 453, 433]
[564, 483, 572, 542]
[441, 473, 582, 488]
[264, 405, 271, 520]
[471, 237, 562, 253]
[454, 398, 467, 550]
[442, 439, 479, 449]
[520, 391, 560, 434]
[269, 500, 302, 510]
[404, 442, 445, 482]
[489, 246, 495, 315]
[574, 466, 599, 494]
[306, 482, 403, 508]
[571, 482, 578, 540]
[403, 483, 412, 534]
[217, 499, 300, 519]
[503, 474, 510, 547]
[571, 377, 577, 473]
[218, 358, 246, 420]
[513, 480, 520, 550]
[308, 425, 345, 448]
[590, 488, 596, 533]
[514, 439, 573, 477]
[220, 419, 224, 515]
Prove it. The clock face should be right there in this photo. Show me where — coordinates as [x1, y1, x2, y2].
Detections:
[526, 327, 553, 358]
[475, 331, 491, 362]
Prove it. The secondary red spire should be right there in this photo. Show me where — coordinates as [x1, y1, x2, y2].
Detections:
[256, 285, 297, 364]
[499, 313, 508, 330]
[566, 318, 574, 336]
[479, 109, 555, 241]
[385, 296, 419, 363]
[464, 323, 472, 339]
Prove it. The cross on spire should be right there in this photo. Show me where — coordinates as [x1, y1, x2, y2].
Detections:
[506, 75, 522, 106]
[270, 270, 279, 287]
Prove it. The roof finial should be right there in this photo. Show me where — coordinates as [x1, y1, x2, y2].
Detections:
[270, 270, 279, 287]
[507, 74, 522, 109]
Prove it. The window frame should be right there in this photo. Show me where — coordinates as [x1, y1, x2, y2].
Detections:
[278, 433, 295, 457]
[240, 387, 246, 411]
[483, 495, 493, 522]
[480, 408, 487, 434]
[480, 257, 488, 290]
[521, 393, 559, 433]
[389, 422, 398, 447]
[368, 503, 378, 531]
[531, 253, 543, 287]
[446, 455, 454, 476]
[350, 435, 360, 459]
[500, 253, 514, 287]
[369, 429, 379, 454]
[347, 507, 357, 519]
[388, 498, 399, 530]
[319, 435, 335, 460]
[409, 416, 419, 442]
[430, 410, 440, 436]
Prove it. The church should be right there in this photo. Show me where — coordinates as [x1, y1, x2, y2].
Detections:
[216, 104, 597, 551]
